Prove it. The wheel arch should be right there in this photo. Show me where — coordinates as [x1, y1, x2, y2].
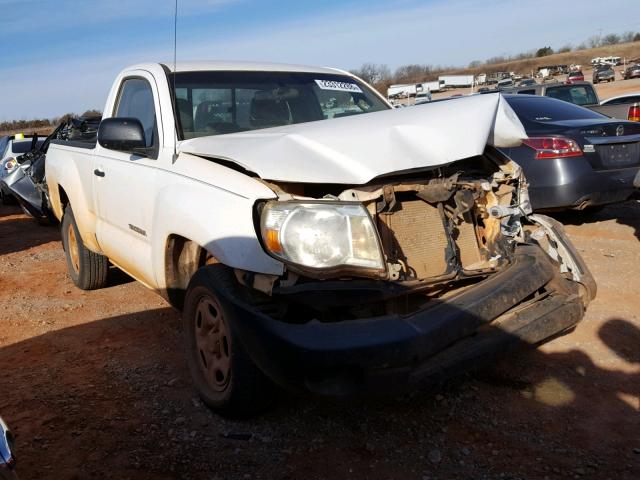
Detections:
[150, 181, 284, 306]
[163, 234, 217, 309]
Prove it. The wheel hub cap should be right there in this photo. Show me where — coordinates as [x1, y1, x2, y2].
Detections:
[195, 296, 231, 390]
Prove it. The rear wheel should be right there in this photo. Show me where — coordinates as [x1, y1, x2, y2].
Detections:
[61, 205, 109, 290]
[183, 265, 276, 416]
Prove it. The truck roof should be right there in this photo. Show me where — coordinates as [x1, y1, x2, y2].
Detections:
[128, 61, 347, 75]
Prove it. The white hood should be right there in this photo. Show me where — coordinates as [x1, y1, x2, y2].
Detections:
[180, 94, 526, 184]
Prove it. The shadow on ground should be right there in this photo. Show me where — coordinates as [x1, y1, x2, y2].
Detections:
[548, 199, 640, 242]
[0, 204, 59, 256]
[0, 306, 638, 480]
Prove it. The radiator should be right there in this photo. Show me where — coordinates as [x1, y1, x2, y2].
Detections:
[377, 199, 482, 279]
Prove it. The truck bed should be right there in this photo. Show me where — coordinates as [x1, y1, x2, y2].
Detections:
[590, 103, 635, 121]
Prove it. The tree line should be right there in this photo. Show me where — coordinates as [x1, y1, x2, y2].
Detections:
[0, 110, 101, 134]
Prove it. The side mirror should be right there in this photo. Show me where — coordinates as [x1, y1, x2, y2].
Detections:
[98, 117, 150, 156]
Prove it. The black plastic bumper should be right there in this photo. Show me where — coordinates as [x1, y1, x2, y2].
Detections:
[221, 244, 591, 395]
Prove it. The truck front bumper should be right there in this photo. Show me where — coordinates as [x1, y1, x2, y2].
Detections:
[220, 237, 594, 396]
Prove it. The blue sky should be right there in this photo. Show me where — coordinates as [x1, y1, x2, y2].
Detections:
[1, 0, 638, 121]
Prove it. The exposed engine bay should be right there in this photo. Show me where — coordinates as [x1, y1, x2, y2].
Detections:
[232, 149, 593, 323]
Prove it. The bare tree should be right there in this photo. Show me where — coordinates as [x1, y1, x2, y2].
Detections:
[587, 35, 602, 48]
[622, 31, 635, 43]
[602, 33, 621, 45]
[350, 63, 391, 84]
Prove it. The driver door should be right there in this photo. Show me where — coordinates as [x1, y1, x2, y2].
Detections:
[93, 72, 161, 287]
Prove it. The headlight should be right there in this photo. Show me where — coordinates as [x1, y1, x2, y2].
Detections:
[260, 201, 385, 277]
[3, 158, 17, 173]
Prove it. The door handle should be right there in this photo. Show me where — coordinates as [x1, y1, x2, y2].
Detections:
[93, 169, 105, 177]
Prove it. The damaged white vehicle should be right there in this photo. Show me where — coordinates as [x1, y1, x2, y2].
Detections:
[45, 62, 596, 415]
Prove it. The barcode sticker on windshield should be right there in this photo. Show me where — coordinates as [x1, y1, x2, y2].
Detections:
[315, 79, 363, 93]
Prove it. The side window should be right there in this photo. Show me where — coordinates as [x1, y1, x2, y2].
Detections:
[114, 78, 158, 149]
[518, 89, 536, 95]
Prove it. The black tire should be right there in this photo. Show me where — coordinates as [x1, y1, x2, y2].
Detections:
[584, 204, 607, 213]
[0, 189, 15, 205]
[183, 265, 276, 416]
[61, 205, 109, 290]
[20, 202, 55, 226]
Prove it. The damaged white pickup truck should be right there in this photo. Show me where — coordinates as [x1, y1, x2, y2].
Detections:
[46, 61, 596, 415]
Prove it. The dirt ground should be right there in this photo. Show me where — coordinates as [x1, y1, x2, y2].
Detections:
[1, 199, 639, 480]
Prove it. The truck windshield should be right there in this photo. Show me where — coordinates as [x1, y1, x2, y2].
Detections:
[169, 71, 389, 139]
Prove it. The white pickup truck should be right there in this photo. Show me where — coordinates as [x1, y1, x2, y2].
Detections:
[46, 61, 596, 415]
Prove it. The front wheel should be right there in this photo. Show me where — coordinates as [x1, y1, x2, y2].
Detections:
[61, 205, 109, 290]
[183, 265, 276, 416]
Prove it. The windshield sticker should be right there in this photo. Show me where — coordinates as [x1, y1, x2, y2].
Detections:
[315, 79, 363, 93]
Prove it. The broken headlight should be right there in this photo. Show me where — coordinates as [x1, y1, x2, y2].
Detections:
[3, 158, 17, 174]
[260, 201, 385, 277]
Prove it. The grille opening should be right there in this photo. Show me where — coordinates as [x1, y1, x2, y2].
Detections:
[376, 193, 488, 281]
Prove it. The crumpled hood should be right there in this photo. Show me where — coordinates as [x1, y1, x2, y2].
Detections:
[180, 94, 527, 184]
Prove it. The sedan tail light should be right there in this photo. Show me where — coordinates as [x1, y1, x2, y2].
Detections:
[522, 137, 583, 159]
[628, 104, 640, 122]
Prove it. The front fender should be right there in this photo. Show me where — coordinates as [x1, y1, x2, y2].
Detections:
[150, 178, 284, 289]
